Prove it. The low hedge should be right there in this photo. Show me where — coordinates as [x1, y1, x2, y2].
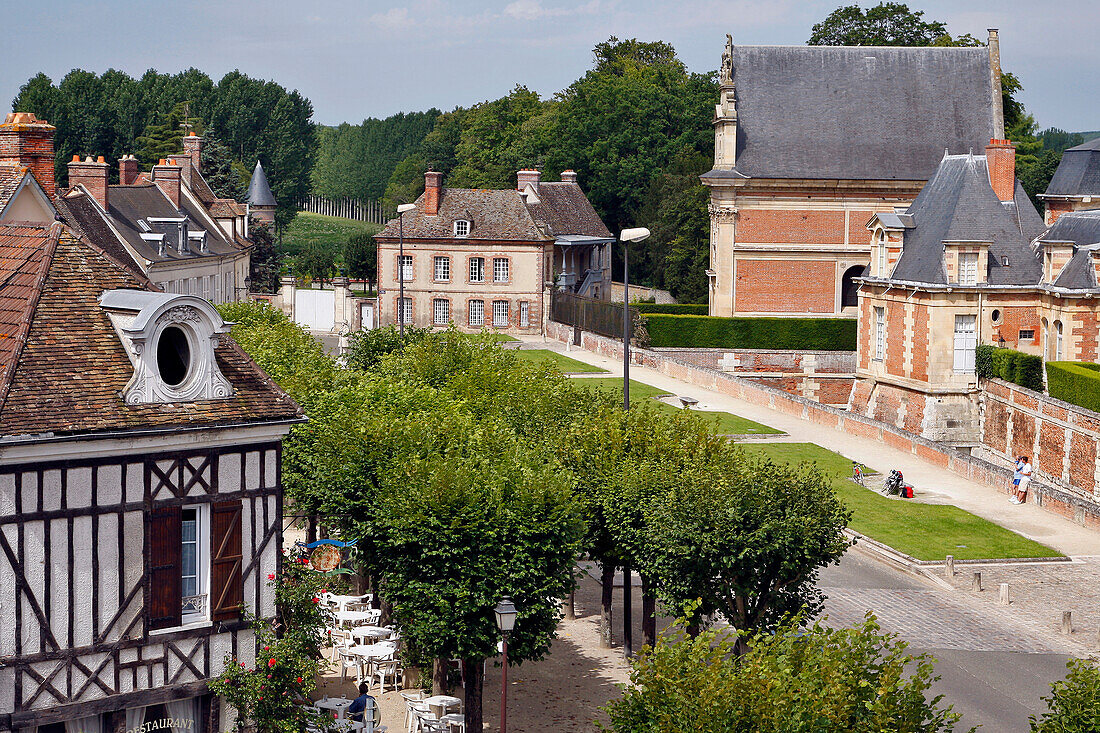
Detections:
[634, 303, 709, 315]
[976, 344, 1044, 392]
[1046, 361, 1100, 413]
[643, 314, 857, 350]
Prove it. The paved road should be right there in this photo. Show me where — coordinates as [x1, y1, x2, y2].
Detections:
[820, 550, 1070, 732]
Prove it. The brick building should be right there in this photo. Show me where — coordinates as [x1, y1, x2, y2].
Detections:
[702, 33, 1003, 318]
[1039, 136, 1100, 225]
[851, 139, 1100, 445]
[374, 169, 611, 334]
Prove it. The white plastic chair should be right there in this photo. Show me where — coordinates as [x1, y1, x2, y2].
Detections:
[372, 658, 402, 693]
[338, 648, 365, 684]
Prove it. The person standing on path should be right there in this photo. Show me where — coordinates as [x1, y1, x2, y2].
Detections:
[1012, 457, 1032, 504]
[1010, 456, 1023, 499]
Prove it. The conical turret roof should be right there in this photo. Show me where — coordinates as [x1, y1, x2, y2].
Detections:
[247, 161, 276, 207]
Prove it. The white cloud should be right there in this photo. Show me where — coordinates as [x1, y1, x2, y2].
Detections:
[369, 7, 414, 30]
[503, 0, 605, 21]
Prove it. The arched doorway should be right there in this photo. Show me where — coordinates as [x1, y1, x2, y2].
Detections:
[841, 265, 867, 308]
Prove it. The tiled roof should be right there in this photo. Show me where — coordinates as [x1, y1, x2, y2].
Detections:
[1044, 211, 1100, 290]
[377, 188, 546, 241]
[887, 154, 1043, 286]
[0, 165, 26, 213]
[189, 169, 217, 204]
[0, 224, 58, 409]
[0, 227, 302, 438]
[55, 189, 146, 275]
[525, 182, 612, 238]
[703, 44, 995, 181]
[210, 198, 246, 217]
[104, 183, 239, 262]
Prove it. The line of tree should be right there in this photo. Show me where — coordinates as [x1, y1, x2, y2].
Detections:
[12, 68, 316, 229]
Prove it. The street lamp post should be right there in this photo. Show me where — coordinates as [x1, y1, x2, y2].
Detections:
[494, 597, 518, 733]
[396, 203, 416, 335]
[619, 228, 651, 410]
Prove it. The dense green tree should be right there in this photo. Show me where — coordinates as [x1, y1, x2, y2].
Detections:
[201, 131, 247, 201]
[343, 231, 377, 291]
[295, 240, 337, 284]
[607, 615, 966, 732]
[448, 86, 555, 189]
[808, 3, 951, 45]
[248, 222, 281, 293]
[1040, 128, 1085, 153]
[136, 100, 203, 167]
[1030, 659, 1100, 732]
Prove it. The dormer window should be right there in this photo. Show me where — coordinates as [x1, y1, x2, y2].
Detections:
[454, 219, 470, 237]
[99, 289, 235, 405]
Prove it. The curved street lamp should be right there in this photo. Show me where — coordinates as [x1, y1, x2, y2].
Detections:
[494, 597, 518, 733]
[396, 203, 416, 335]
[619, 227, 651, 410]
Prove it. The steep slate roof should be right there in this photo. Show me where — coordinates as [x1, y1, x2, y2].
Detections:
[1043, 137, 1100, 197]
[0, 225, 301, 438]
[1043, 210, 1100, 289]
[704, 45, 995, 181]
[101, 183, 238, 263]
[889, 154, 1043, 285]
[247, 161, 276, 207]
[525, 182, 612, 238]
[377, 188, 546, 241]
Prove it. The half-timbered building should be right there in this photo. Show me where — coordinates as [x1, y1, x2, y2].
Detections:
[0, 220, 303, 732]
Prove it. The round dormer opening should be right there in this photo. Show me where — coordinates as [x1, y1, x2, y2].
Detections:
[157, 325, 192, 386]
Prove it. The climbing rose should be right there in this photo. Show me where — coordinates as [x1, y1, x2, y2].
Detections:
[268, 658, 276, 667]
[268, 573, 275, 580]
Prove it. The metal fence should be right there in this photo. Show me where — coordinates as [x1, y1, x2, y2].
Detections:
[550, 290, 641, 341]
[298, 195, 394, 225]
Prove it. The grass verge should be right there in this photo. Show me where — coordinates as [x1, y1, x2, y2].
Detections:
[284, 212, 380, 256]
[513, 349, 608, 373]
[740, 442, 1063, 561]
[573, 378, 781, 436]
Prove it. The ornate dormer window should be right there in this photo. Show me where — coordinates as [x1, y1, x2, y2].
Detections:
[99, 289, 235, 405]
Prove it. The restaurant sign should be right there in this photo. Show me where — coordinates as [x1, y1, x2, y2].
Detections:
[127, 718, 194, 733]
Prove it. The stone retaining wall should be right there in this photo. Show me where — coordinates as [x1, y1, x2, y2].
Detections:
[548, 321, 1100, 529]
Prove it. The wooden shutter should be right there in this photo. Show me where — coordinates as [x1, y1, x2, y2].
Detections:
[210, 500, 244, 621]
[147, 505, 182, 631]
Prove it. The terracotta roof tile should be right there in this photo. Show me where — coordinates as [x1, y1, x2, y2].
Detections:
[525, 182, 612, 238]
[210, 198, 246, 217]
[377, 188, 545, 241]
[0, 165, 27, 212]
[0, 224, 58, 408]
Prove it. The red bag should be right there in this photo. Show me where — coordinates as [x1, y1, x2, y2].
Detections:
[902, 486, 914, 498]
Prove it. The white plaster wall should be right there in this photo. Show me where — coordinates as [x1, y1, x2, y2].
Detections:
[20, 471, 37, 513]
[1, 524, 16, 657]
[50, 517, 70, 646]
[120, 510, 144, 639]
[68, 467, 92, 509]
[42, 470, 61, 512]
[219, 452, 241, 492]
[0, 666, 14, 713]
[98, 513, 120, 634]
[0, 472, 14, 515]
[244, 451, 261, 491]
[98, 464, 122, 505]
[125, 462, 144, 503]
[259, 494, 278, 616]
[72, 515, 93, 648]
[242, 496, 256, 615]
[22, 520, 43, 655]
[210, 631, 232, 676]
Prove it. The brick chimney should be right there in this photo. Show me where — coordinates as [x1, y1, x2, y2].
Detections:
[182, 133, 203, 174]
[68, 154, 109, 209]
[167, 154, 194, 188]
[517, 168, 541, 192]
[561, 169, 578, 184]
[152, 159, 182, 208]
[0, 112, 56, 196]
[119, 155, 139, 186]
[985, 139, 1016, 202]
[423, 170, 443, 216]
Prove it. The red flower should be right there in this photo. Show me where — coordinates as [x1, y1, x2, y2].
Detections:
[268, 658, 277, 667]
[258, 696, 263, 701]
[296, 676, 303, 683]
[240, 662, 246, 668]
[268, 573, 275, 580]
[264, 645, 270, 651]
[312, 597, 320, 604]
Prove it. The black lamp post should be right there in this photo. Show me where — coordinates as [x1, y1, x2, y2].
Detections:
[619, 228, 651, 410]
[396, 203, 416, 335]
[494, 597, 518, 733]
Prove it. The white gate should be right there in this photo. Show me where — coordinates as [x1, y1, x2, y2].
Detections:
[360, 302, 376, 330]
[294, 287, 335, 331]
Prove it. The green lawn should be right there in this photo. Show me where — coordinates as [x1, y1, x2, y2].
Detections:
[284, 212, 380, 256]
[573, 378, 781, 435]
[513, 349, 608, 373]
[740, 442, 1063, 561]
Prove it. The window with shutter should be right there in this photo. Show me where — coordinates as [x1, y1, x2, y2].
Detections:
[147, 505, 182, 631]
[210, 500, 244, 621]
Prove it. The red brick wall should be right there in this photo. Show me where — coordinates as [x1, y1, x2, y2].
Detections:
[735, 259, 835, 313]
[985, 400, 1009, 453]
[1047, 201, 1073, 224]
[911, 303, 929, 381]
[1071, 310, 1099, 361]
[1037, 421, 1065, 479]
[818, 379, 854, 405]
[992, 304, 1040, 352]
[737, 209, 845, 244]
[0, 117, 56, 196]
[884, 299, 906, 377]
[1011, 412, 1035, 460]
[847, 211, 874, 246]
[902, 391, 926, 434]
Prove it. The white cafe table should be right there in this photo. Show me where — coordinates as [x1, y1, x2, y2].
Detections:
[348, 642, 396, 660]
[422, 695, 462, 717]
[328, 594, 371, 613]
[316, 696, 353, 719]
[334, 609, 374, 626]
[349, 625, 392, 644]
[439, 713, 465, 732]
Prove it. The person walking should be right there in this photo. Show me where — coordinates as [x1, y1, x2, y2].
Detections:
[1012, 456, 1032, 505]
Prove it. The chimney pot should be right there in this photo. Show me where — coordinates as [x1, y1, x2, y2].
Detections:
[68, 154, 109, 209]
[0, 112, 57, 196]
[516, 168, 541, 192]
[561, 169, 578, 184]
[72, 154, 80, 162]
[119, 155, 139, 186]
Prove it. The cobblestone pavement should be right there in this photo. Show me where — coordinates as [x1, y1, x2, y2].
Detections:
[942, 556, 1100, 655]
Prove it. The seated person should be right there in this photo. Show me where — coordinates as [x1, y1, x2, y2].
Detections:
[347, 682, 380, 725]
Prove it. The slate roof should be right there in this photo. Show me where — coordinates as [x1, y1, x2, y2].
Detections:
[525, 182, 612, 239]
[247, 161, 276, 207]
[0, 224, 301, 439]
[703, 44, 995, 181]
[1043, 137, 1100, 197]
[1043, 211, 1100, 289]
[888, 154, 1043, 285]
[55, 189, 145, 275]
[102, 183, 238, 263]
[377, 188, 547, 241]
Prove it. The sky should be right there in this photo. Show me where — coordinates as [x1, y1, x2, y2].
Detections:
[3, 1, 1097, 132]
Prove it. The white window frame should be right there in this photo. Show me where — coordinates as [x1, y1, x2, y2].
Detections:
[400, 255, 413, 283]
[953, 314, 977, 373]
[180, 504, 209, 624]
[958, 252, 978, 286]
[1055, 320, 1063, 361]
[398, 297, 412, 325]
[876, 231, 887, 276]
[493, 257, 509, 283]
[454, 220, 470, 237]
[873, 306, 885, 361]
[492, 300, 509, 328]
[225, 272, 234, 301]
[469, 299, 485, 326]
[469, 257, 485, 284]
[519, 301, 529, 328]
[433, 298, 450, 326]
[434, 256, 451, 282]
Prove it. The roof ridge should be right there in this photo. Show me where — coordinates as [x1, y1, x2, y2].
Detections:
[0, 222, 62, 412]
